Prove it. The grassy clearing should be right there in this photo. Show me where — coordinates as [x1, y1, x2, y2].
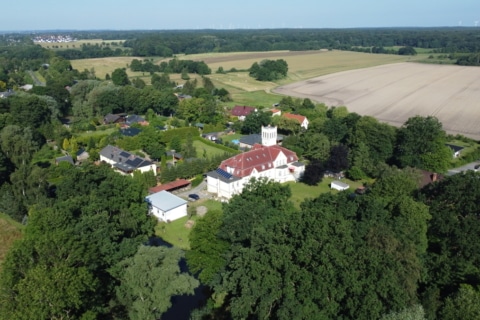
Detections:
[193, 140, 232, 158]
[227, 90, 283, 108]
[76, 127, 116, 138]
[0, 213, 24, 271]
[154, 199, 221, 250]
[286, 178, 368, 208]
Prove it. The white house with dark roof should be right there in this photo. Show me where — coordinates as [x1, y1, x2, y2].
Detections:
[145, 191, 187, 222]
[207, 126, 304, 199]
[100, 145, 156, 176]
[445, 144, 464, 158]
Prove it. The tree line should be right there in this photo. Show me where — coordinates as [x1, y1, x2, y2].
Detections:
[186, 168, 480, 319]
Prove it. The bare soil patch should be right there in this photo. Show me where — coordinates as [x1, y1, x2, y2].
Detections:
[275, 62, 480, 140]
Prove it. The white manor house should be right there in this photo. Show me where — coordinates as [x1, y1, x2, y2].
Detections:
[207, 126, 305, 199]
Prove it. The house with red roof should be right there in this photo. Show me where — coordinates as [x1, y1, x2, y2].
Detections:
[230, 105, 257, 121]
[282, 113, 309, 130]
[206, 126, 304, 199]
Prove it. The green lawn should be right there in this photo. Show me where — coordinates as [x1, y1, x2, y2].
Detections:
[227, 90, 283, 109]
[287, 178, 369, 208]
[154, 199, 222, 250]
[193, 140, 234, 157]
[221, 133, 242, 143]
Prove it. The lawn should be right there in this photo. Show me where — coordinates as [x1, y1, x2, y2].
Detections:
[154, 199, 222, 250]
[0, 213, 24, 272]
[193, 140, 234, 158]
[286, 178, 368, 208]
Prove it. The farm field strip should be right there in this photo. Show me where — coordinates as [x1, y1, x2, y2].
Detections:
[275, 63, 480, 140]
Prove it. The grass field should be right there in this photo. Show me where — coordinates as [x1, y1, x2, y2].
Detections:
[286, 178, 367, 208]
[154, 199, 222, 249]
[0, 213, 24, 271]
[193, 140, 233, 157]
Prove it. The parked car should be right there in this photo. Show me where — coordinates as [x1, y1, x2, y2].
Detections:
[188, 194, 200, 201]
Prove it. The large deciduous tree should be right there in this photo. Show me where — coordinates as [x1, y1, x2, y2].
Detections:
[111, 68, 130, 86]
[0, 164, 157, 319]
[419, 171, 480, 318]
[394, 116, 450, 172]
[115, 245, 199, 320]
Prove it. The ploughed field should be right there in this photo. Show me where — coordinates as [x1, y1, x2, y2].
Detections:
[274, 63, 480, 140]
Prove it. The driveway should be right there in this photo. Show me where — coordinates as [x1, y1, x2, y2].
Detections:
[175, 180, 211, 201]
[447, 161, 480, 176]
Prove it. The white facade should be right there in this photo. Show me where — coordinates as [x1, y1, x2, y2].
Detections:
[207, 127, 304, 200]
[145, 191, 187, 222]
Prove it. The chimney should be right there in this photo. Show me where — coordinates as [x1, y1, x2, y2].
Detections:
[431, 172, 438, 182]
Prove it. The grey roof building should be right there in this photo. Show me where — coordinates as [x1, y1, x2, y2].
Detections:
[99, 145, 156, 175]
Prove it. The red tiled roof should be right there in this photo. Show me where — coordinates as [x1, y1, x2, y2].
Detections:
[149, 179, 191, 194]
[283, 113, 306, 123]
[219, 144, 298, 178]
[231, 105, 256, 117]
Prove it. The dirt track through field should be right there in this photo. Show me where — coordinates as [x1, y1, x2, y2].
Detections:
[274, 62, 480, 140]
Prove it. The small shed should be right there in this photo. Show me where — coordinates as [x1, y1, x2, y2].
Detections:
[331, 180, 350, 191]
[145, 191, 187, 222]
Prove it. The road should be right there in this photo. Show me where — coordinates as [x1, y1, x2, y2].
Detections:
[447, 160, 480, 176]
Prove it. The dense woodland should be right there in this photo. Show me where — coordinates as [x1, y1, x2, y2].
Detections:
[0, 29, 480, 319]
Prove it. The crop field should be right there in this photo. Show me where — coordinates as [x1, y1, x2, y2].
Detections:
[275, 62, 480, 140]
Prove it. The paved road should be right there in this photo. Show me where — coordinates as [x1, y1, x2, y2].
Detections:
[447, 160, 480, 175]
[175, 180, 211, 202]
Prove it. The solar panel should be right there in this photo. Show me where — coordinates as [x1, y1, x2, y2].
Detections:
[216, 168, 233, 179]
[126, 158, 143, 167]
[120, 151, 130, 158]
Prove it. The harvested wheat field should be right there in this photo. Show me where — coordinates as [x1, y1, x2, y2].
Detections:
[275, 62, 480, 140]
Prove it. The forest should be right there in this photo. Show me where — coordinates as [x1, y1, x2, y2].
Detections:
[0, 30, 480, 319]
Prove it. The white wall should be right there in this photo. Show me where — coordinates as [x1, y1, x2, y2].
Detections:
[151, 204, 187, 222]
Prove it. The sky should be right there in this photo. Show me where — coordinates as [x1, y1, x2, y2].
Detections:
[2, 0, 480, 31]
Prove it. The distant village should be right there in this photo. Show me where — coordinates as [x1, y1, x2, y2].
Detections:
[32, 34, 77, 43]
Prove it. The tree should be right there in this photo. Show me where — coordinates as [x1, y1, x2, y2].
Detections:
[111, 68, 130, 86]
[186, 210, 229, 284]
[115, 246, 199, 320]
[301, 159, 325, 185]
[248, 59, 288, 81]
[395, 116, 450, 172]
[326, 144, 349, 172]
[440, 285, 480, 320]
[0, 164, 156, 318]
[419, 171, 480, 318]
[241, 111, 271, 134]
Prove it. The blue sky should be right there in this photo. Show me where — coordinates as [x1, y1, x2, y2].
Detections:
[3, 0, 480, 31]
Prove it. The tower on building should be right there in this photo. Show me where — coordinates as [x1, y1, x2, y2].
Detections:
[261, 125, 277, 147]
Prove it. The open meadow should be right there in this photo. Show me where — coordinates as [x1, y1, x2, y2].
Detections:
[275, 62, 480, 140]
